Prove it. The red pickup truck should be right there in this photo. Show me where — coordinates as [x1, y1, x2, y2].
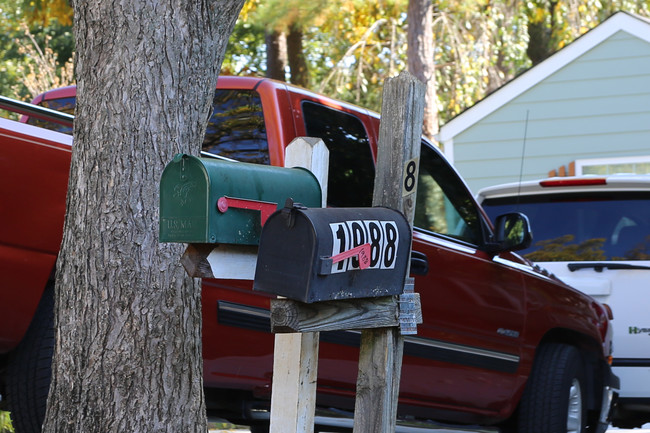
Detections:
[1, 76, 618, 433]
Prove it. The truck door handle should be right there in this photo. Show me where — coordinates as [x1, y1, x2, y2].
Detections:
[410, 251, 429, 276]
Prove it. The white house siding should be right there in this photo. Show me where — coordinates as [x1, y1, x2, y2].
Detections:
[446, 25, 650, 193]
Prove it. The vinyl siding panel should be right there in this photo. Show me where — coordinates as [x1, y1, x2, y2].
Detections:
[453, 30, 650, 193]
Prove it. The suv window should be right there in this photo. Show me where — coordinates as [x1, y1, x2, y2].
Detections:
[415, 145, 482, 245]
[26, 96, 75, 134]
[302, 101, 375, 207]
[482, 192, 650, 261]
[202, 89, 269, 164]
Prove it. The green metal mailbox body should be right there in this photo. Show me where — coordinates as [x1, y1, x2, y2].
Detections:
[160, 154, 321, 244]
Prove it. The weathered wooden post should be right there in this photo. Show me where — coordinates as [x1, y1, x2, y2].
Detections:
[353, 71, 426, 432]
[269, 137, 329, 433]
[255, 72, 425, 433]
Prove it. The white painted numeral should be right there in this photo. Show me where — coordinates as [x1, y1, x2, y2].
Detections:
[328, 220, 399, 273]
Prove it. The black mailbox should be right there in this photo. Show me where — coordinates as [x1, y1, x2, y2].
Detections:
[253, 202, 411, 303]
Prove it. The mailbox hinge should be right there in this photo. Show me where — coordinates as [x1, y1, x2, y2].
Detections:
[399, 277, 422, 335]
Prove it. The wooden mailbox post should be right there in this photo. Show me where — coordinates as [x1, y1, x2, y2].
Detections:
[266, 71, 425, 432]
[354, 71, 425, 433]
[270, 137, 329, 433]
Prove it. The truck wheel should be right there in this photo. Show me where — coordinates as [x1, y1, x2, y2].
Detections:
[6, 284, 54, 433]
[518, 343, 586, 433]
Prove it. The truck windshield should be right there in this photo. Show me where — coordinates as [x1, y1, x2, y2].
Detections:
[482, 192, 650, 261]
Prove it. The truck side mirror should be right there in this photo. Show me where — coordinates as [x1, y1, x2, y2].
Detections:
[486, 212, 533, 255]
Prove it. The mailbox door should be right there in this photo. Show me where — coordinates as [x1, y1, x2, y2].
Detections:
[160, 154, 210, 243]
[253, 210, 319, 301]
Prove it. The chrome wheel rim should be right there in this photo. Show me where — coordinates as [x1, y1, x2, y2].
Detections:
[567, 378, 583, 433]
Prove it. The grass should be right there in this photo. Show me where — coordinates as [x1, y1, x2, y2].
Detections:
[0, 411, 13, 433]
[207, 419, 242, 430]
[0, 411, 250, 432]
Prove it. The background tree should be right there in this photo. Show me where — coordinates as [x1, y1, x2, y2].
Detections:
[136, 0, 650, 125]
[41, 1, 245, 432]
[223, 0, 328, 86]
[4, 0, 650, 114]
[0, 0, 73, 100]
[265, 29, 287, 80]
[12, 22, 74, 98]
[315, 0, 408, 111]
[407, 0, 438, 140]
[15, 0, 72, 26]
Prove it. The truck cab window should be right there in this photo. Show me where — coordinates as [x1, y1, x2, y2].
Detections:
[202, 89, 269, 164]
[26, 96, 75, 134]
[302, 101, 374, 207]
[415, 144, 482, 245]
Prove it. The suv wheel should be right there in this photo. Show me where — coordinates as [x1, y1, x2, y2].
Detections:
[518, 343, 586, 433]
[7, 284, 54, 433]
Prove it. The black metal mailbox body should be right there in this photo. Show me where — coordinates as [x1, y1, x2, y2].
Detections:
[253, 203, 411, 303]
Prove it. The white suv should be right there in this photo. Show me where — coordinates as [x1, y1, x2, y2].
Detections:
[477, 175, 650, 429]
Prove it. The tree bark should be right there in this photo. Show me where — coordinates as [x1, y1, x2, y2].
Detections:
[286, 23, 309, 88]
[265, 30, 287, 81]
[42, 0, 245, 432]
[407, 0, 438, 142]
[526, 0, 559, 65]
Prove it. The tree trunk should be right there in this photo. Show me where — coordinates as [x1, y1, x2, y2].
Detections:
[42, 0, 245, 432]
[286, 23, 309, 88]
[407, 0, 438, 142]
[526, 0, 559, 65]
[265, 30, 287, 81]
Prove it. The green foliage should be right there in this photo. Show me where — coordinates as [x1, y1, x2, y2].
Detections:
[0, 0, 74, 100]
[0, 411, 14, 433]
[312, 0, 408, 111]
[12, 22, 74, 99]
[221, 22, 266, 76]
[17, 0, 73, 26]
[525, 0, 650, 64]
[222, 0, 533, 117]
[2, 0, 650, 126]
[222, 0, 650, 124]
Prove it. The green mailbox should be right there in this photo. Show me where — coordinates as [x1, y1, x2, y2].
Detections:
[160, 154, 321, 244]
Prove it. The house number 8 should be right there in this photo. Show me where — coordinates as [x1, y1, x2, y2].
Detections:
[403, 158, 419, 196]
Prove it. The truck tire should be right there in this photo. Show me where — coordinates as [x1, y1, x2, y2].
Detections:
[6, 284, 54, 433]
[518, 343, 586, 433]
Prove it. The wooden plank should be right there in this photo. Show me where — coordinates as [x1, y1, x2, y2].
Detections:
[180, 243, 258, 279]
[271, 296, 398, 333]
[180, 243, 214, 278]
[353, 71, 425, 433]
[284, 136, 329, 208]
[269, 137, 328, 433]
[271, 295, 422, 333]
[270, 332, 319, 433]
